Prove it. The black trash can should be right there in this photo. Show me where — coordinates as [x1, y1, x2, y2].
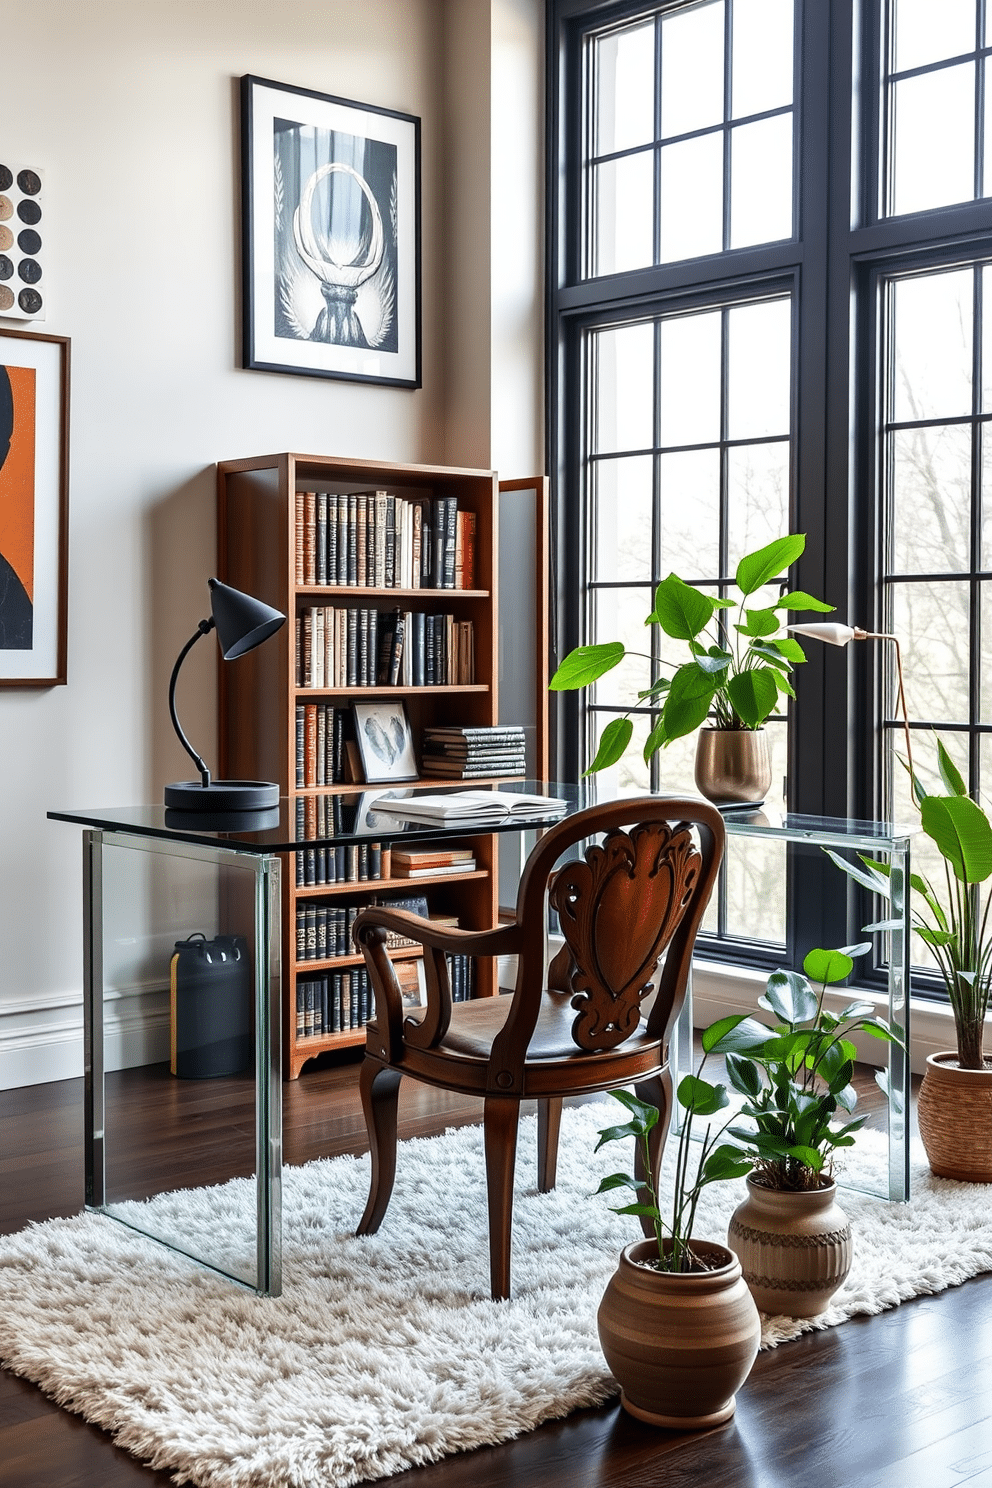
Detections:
[169, 933, 252, 1079]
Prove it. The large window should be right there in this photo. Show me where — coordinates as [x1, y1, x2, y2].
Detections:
[548, 0, 992, 979]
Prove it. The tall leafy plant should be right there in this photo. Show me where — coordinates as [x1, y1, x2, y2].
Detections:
[829, 739, 992, 1071]
[550, 534, 832, 773]
[594, 1020, 752, 1272]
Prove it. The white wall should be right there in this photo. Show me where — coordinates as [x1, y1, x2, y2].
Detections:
[0, 0, 546, 1086]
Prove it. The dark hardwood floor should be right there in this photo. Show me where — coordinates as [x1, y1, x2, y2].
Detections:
[3, 1054, 992, 1488]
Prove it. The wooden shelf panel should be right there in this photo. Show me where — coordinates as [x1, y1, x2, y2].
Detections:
[295, 684, 490, 698]
[296, 587, 489, 600]
[291, 945, 423, 974]
[294, 870, 490, 896]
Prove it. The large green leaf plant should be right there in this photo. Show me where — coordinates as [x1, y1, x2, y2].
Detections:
[828, 738, 992, 1071]
[550, 534, 833, 773]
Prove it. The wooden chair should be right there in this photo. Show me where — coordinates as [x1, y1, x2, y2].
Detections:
[352, 796, 725, 1300]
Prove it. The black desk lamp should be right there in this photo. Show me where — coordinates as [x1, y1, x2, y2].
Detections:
[164, 578, 286, 811]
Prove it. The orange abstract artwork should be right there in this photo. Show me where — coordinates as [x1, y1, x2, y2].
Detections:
[0, 363, 34, 648]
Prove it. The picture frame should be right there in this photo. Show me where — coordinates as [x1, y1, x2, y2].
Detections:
[352, 700, 419, 783]
[240, 74, 421, 388]
[0, 327, 69, 686]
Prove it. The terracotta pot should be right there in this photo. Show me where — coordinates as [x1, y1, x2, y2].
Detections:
[694, 728, 771, 806]
[597, 1238, 761, 1428]
[918, 1051, 992, 1182]
[727, 1176, 852, 1318]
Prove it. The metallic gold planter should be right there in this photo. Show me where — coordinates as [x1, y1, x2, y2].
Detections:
[694, 728, 772, 806]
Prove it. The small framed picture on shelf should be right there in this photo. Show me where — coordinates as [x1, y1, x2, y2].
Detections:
[352, 700, 419, 783]
[240, 74, 421, 388]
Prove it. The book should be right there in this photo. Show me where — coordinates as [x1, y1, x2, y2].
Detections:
[392, 860, 477, 877]
[327, 493, 338, 586]
[316, 492, 327, 586]
[303, 490, 316, 585]
[295, 490, 305, 585]
[390, 847, 476, 868]
[375, 790, 569, 824]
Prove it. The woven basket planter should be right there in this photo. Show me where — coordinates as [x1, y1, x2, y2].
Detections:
[918, 1052, 992, 1183]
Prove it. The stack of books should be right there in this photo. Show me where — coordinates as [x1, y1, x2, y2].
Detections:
[390, 846, 477, 878]
[421, 725, 527, 779]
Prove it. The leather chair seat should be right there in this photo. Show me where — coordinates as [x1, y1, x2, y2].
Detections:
[406, 990, 660, 1062]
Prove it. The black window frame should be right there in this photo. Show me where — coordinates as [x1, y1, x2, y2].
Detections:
[547, 0, 992, 989]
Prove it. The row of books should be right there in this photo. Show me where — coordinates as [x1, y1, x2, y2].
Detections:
[296, 608, 475, 689]
[296, 706, 351, 790]
[294, 490, 477, 591]
[295, 895, 461, 962]
[295, 840, 391, 889]
[420, 725, 527, 780]
[296, 968, 373, 1038]
[295, 952, 476, 1039]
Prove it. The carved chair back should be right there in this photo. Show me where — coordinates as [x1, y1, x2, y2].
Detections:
[487, 798, 724, 1085]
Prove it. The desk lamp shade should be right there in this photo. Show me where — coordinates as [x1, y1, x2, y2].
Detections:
[164, 578, 286, 812]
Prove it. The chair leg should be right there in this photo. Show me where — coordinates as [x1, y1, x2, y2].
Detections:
[537, 1096, 563, 1192]
[484, 1097, 521, 1301]
[356, 1060, 402, 1236]
[633, 1069, 671, 1243]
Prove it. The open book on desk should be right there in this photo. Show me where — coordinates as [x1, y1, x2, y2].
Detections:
[374, 790, 570, 825]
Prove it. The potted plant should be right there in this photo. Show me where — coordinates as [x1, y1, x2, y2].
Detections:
[828, 738, 992, 1181]
[713, 945, 900, 1316]
[549, 533, 832, 804]
[593, 1028, 760, 1428]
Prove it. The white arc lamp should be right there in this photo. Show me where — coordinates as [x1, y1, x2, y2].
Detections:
[786, 622, 914, 780]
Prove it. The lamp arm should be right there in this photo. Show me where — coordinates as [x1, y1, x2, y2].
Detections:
[857, 630, 914, 783]
[168, 618, 216, 789]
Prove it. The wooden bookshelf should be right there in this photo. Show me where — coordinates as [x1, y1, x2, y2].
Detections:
[216, 452, 512, 1080]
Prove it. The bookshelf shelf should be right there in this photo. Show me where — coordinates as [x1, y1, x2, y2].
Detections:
[293, 946, 422, 973]
[217, 451, 505, 1080]
[293, 869, 490, 897]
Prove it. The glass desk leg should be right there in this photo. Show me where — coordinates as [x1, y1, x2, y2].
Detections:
[81, 829, 282, 1296]
[887, 841, 911, 1202]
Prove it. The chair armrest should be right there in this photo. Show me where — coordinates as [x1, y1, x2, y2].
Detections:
[353, 909, 520, 1058]
[353, 907, 520, 959]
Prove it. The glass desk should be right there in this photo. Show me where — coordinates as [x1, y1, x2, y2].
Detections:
[49, 788, 912, 1295]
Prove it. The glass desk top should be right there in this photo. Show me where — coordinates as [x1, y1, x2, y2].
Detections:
[48, 784, 918, 854]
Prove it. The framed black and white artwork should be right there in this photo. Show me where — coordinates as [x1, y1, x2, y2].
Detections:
[241, 75, 421, 388]
[352, 700, 419, 783]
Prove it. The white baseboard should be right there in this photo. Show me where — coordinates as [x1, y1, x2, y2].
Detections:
[0, 984, 171, 1090]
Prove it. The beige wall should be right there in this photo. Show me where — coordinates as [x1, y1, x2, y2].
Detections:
[0, 0, 544, 1085]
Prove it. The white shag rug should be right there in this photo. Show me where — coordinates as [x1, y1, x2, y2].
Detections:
[1, 1104, 990, 1488]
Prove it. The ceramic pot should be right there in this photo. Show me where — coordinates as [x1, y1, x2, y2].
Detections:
[694, 728, 771, 806]
[597, 1238, 761, 1428]
[727, 1175, 852, 1317]
[918, 1051, 992, 1182]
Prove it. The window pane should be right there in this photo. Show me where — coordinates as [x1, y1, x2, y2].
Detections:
[984, 426, 992, 566]
[589, 587, 652, 708]
[730, 114, 793, 248]
[891, 425, 972, 574]
[727, 298, 791, 439]
[593, 322, 654, 454]
[891, 580, 971, 723]
[893, 0, 976, 73]
[891, 64, 976, 216]
[593, 456, 654, 583]
[592, 708, 652, 793]
[891, 271, 973, 423]
[727, 442, 791, 571]
[595, 22, 656, 155]
[724, 724, 787, 942]
[981, 583, 992, 722]
[591, 153, 654, 277]
[659, 132, 723, 262]
[659, 449, 721, 576]
[732, 0, 794, 119]
[659, 309, 722, 446]
[654, 729, 699, 793]
[986, 267, 992, 412]
[660, 0, 725, 138]
[986, 58, 992, 197]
